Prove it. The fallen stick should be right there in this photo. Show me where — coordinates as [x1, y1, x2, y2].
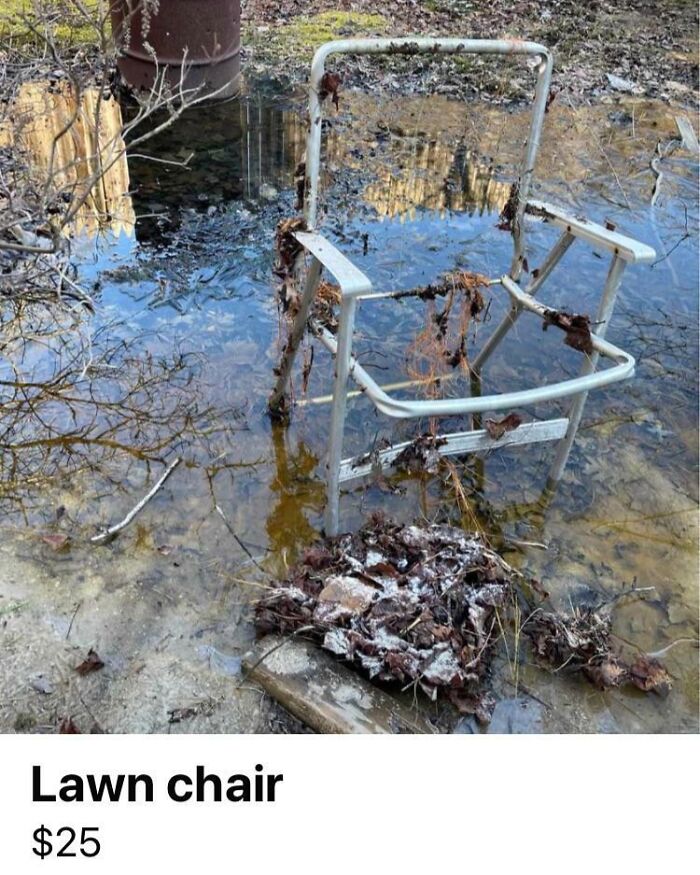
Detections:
[91, 457, 181, 544]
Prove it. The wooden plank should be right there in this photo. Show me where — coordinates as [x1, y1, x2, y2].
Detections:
[243, 635, 436, 734]
[339, 418, 569, 482]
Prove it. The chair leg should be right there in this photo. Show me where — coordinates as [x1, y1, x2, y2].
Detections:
[548, 254, 627, 485]
[268, 257, 322, 415]
[324, 296, 357, 536]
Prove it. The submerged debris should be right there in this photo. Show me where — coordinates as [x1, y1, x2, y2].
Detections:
[74, 649, 104, 676]
[256, 515, 520, 718]
[543, 308, 594, 355]
[525, 606, 672, 695]
[392, 433, 447, 474]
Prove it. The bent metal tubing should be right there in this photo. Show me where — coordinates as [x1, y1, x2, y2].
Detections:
[311, 277, 636, 421]
[304, 37, 553, 279]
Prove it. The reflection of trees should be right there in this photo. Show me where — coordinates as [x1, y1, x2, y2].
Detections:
[363, 140, 512, 220]
[266, 424, 324, 559]
[127, 94, 308, 240]
[0, 301, 212, 521]
[0, 80, 135, 239]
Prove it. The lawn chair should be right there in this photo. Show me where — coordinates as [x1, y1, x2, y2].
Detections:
[269, 38, 655, 536]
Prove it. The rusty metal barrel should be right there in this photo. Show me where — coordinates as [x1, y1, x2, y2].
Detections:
[111, 0, 241, 100]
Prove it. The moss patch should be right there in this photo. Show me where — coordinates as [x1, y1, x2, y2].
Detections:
[1, 1, 101, 46]
[246, 10, 388, 63]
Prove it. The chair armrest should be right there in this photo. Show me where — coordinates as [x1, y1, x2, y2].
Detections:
[294, 231, 372, 297]
[526, 199, 656, 264]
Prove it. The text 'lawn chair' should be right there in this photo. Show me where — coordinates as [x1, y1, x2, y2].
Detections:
[269, 38, 655, 535]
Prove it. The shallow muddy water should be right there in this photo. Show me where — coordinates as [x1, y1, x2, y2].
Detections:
[1, 76, 697, 733]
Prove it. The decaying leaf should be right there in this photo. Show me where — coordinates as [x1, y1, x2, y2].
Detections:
[58, 717, 81, 734]
[75, 648, 104, 676]
[484, 413, 523, 440]
[628, 656, 672, 695]
[319, 71, 342, 109]
[312, 280, 341, 334]
[497, 182, 519, 231]
[584, 656, 628, 690]
[294, 159, 307, 210]
[274, 216, 309, 319]
[301, 345, 314, 394]
[392, 434, 447, 474]
[41, 533, 70, 551]
[543, 309, 594, 355]
[275, 216, 307, 272]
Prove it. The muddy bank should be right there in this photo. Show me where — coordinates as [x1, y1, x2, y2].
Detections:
[242, 1, 698, 105]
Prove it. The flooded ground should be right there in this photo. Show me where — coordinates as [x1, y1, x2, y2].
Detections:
[1, 74, 697, 733]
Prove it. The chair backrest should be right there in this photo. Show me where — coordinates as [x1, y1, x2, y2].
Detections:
[303, 37, 553, 280]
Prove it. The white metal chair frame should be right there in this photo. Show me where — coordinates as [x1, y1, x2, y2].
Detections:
[269, 38, 655, 535]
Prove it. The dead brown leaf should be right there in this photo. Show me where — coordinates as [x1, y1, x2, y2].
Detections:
[484, 413, 523, 440]
[41, 533, 70, 551]
[75, 649, 104, 676]
[584, 656, 628, 690]
[543, 309, 594, 355]
[497, 182, 519, 231]
[628, 656, 672, 695]
[319, 71, 342, 109]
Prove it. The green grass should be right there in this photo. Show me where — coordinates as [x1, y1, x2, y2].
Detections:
[246, 10, 388, 63]
[1, 1, 102, 46]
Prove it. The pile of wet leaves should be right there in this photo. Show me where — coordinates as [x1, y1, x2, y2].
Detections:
[255, 516, 672, 723]
[256, 514, 524, 721]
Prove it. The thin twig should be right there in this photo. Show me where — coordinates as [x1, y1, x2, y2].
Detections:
[215, 504, 266, 573]
[91, 457, 181, 544]
[65, 601, 81, 640]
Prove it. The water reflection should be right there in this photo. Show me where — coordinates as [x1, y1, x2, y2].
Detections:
[0, 81, 135, 237]
[125, 86, 307, 242]
[125, 83, 517, 242]
[0, 300, 221, 521]
[364, 143, 512, 220]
